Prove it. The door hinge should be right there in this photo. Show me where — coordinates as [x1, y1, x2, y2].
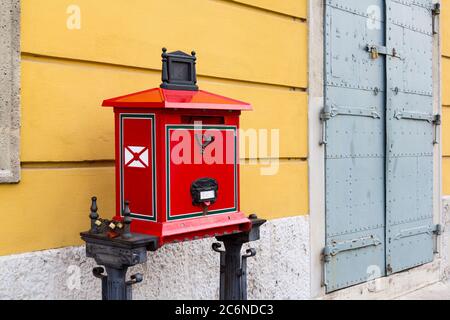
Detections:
[432, 3, 441, 35]
[434, 114, 441, 145]
[393, 111, 441, 145]
[366, 45, 401, 60]
[329, 105, 381, 119]
[433, 224, 443, 254]
[319, 109, 331, 146]
[393, 224, 441, 241]
[323, 236, 382, 287]
[322, 246, 331, 286]
[320, 105, 381, 145]
[433, 224, 443, 236]
[323, 236, 382, 260]
[394, 110, 435, 123]
[390, 224, 442, 242]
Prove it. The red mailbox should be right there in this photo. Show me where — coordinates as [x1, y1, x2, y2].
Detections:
[102, 49, 252, 246]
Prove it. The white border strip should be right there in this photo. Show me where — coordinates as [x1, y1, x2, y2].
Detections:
[120, 113, 157, 221]
[165, 124, 238, 220]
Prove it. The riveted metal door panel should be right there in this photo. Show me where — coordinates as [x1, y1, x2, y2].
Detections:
[385, 0, 436, 275]
[324, 0, 386, 292]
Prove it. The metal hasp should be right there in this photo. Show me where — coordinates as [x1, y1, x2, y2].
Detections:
[80, 197, 159, 300]
[366, 45, 401, 60]
[212, 215, 265, 300]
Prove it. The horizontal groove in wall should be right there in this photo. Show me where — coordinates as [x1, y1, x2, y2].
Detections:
[221, 0, 307, 21]
[21, 158, 308, 170]
[241, 158, 307, 163]
[21, 53, 307, 92]
[21, 161, 115, 170]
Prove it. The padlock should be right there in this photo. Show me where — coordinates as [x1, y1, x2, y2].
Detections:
[370, 47, 379, 59]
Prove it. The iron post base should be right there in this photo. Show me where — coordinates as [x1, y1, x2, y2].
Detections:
[212, 215, 266, 300]
[80, 230, 158, 300]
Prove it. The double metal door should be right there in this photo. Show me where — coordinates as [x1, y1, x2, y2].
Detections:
[323, 0, 439, 292]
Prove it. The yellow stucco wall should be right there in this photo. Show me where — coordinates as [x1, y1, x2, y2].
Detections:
[0, 0, 309, 256]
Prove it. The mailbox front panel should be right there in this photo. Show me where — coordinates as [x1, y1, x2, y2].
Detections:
[165, 125, 238, 221]
[119, 113, 157, 221]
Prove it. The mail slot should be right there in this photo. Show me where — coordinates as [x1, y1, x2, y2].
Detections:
[102, 48, 252, 245]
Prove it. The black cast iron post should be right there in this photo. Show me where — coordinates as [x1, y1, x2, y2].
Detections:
[212, 215, 266, 300]
[80, 197, 158, 300]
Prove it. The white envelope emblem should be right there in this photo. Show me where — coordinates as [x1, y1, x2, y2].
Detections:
[124, 146, 149, 168]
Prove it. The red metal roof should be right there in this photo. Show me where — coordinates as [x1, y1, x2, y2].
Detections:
[102, 88, 252, 111]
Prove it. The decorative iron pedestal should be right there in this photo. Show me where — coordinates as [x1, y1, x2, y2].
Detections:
[80, 197, 158, 300]
[212, 215, 266, 300]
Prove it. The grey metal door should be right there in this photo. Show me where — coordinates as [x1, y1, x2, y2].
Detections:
[385, 0, 439, 275]
[323, 0, 438, 292]
[323, 0, 387, 292]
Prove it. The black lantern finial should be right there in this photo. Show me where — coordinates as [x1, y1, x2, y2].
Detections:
[89, 196, 99, 233]
[160, 48, 198, 91]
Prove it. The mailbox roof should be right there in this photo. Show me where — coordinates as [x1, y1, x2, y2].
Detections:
[102, 88, 252, 111]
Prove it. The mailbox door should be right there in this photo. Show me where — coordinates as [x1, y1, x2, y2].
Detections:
[165, 121, 238, 221]
[117, 112, 157, 221]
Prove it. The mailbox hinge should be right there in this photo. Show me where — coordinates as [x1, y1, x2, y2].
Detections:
[366, 44, 402, 60]
[432, 3, 441, 35]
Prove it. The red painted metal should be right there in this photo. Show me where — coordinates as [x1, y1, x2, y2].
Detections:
[105, 87, 252, 247]
[103, 88, 252, 111]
